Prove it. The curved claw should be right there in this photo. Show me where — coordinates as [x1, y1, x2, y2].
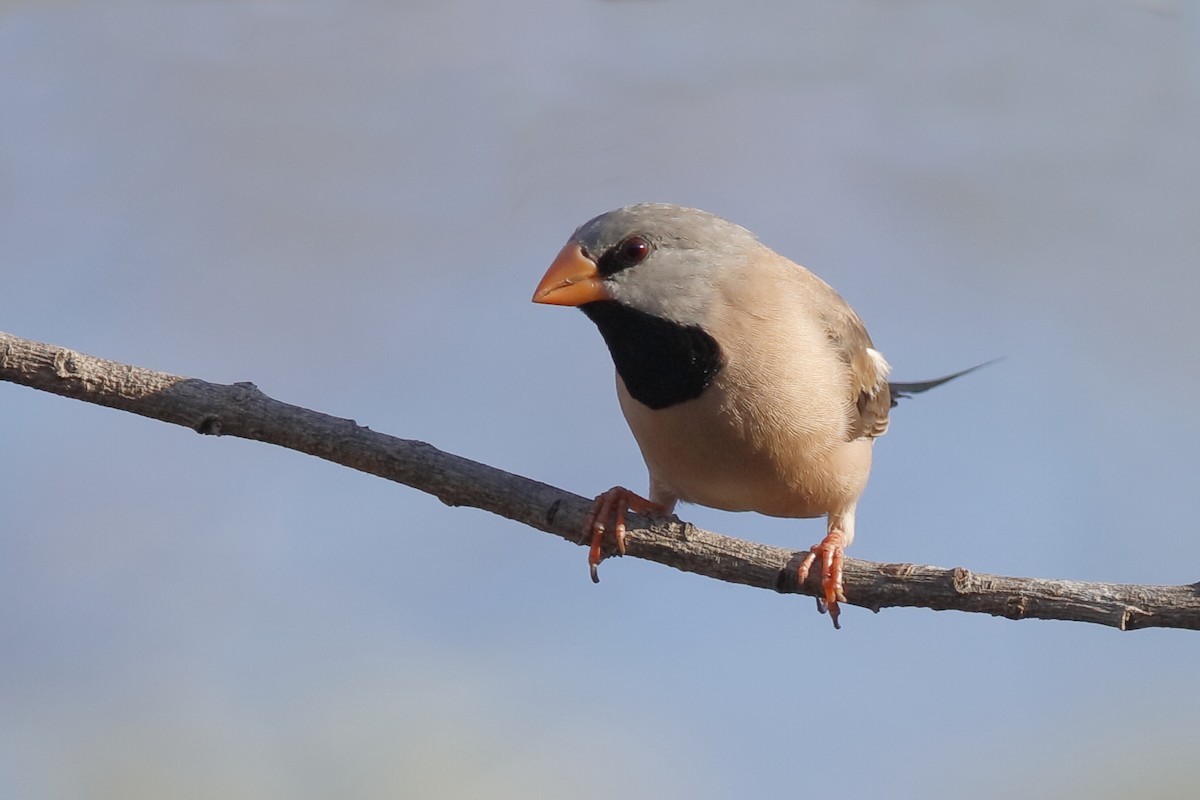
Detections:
[584, 486, 667, 583]
[796, 530, 850, 629]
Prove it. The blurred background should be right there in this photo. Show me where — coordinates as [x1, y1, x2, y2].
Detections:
[2, 1, 1198, 797]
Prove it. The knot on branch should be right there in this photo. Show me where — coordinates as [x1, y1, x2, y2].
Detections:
[231, 381, 261, 401]
[1118, 605, 1150, 631]
[52, 349, 80, 379]
[951, 566, 976, 593]
[195, 415, 222, 435]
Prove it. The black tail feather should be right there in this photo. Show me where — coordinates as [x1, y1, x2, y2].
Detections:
[889, 358, 1000, 407]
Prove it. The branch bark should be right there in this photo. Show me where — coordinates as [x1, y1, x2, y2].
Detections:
[2, 329, 1197, 631]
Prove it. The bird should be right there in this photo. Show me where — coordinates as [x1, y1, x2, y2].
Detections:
[532, 203, 980, 627]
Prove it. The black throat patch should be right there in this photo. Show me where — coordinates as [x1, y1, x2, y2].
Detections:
[580, 300, 723, 410]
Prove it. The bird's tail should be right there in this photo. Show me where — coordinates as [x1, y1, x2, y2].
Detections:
[889, 358, 999, 407]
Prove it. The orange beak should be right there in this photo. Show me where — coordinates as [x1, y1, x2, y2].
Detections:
[531, 242, 610, 306]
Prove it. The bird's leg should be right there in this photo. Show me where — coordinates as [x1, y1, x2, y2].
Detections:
[583, 486, 669, 583]
[796, 518, 854, 629]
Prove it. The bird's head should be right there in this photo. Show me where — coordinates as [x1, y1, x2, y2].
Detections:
[532, 203, 758, 325]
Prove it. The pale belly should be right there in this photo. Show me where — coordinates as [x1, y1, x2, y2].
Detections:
[616, 374, 873, 519]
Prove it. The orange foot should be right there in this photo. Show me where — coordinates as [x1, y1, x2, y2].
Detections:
[584, 486, 668, 583]
[796, 530, 849, 629]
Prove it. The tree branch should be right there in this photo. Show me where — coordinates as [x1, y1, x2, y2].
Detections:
[2, 329, 1197, 631]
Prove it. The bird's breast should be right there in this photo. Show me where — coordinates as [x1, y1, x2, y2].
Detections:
[616, 368, 873, 519]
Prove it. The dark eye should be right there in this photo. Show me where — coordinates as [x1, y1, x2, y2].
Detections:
[616, 235, 651, 266]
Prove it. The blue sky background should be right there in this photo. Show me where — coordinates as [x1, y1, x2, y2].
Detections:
[2, 1, 1199, 797]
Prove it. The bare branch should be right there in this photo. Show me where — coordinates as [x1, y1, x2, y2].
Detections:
[2, 329, 1197, 631]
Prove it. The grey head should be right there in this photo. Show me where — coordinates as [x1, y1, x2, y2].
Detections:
[571, 204, 763, 325]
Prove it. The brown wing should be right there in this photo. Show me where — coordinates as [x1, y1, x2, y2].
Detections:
[819, 300, 892, 441]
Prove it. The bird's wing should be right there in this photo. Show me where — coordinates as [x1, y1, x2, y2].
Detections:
[818, 299, 893, 441]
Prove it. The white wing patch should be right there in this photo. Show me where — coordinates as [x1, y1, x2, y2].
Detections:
[866, 348, 891, 393]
